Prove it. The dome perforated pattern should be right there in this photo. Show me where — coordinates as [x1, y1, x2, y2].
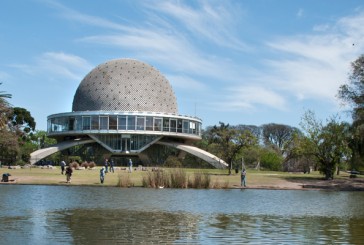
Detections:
[72, 59, 178, 114]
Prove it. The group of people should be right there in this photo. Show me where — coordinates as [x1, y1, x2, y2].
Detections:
[100, 158, 133, 184]
[60, 158, 134, 185]
[103, 158, 115, 173]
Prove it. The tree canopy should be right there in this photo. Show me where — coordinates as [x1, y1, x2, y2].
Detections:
[338, 54, 364, 169]
[299, 111, 351, 179]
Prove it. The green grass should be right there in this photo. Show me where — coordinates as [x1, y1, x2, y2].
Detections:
[1, 166, 361, 188]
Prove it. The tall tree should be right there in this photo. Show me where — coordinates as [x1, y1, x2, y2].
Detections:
[209, 122, 258, 174]
[8, 107, 36, 137]
[261, 123, 300, 156]
[300, 111, 351, 180]
[0, 83, 12, 129]
[338, 54, 364, 169]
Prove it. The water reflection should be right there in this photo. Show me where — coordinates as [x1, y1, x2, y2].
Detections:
[0, 185, 363, 244]
[46, 209, 199, 244]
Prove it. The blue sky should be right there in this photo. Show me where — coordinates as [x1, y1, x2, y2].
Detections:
[1, 0, 364, 131]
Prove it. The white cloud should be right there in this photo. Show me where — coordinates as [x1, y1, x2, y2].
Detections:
[143, 0, 249, 51]
[165, 74, 207, 91]
[263, 11, 364, 106]
[210, 85, 287, 111]
[10, 52, 92, 81]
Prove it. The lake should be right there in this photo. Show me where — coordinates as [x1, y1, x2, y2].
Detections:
[0, 185, 363, 244]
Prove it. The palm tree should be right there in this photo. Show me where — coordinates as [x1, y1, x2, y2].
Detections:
[0, 82, 12, 128]
[0, 82, 12, 99]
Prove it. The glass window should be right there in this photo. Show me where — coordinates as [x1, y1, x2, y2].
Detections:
[75, 116, 82, 131]
[100, 116, 108, 130]
[170, 119, 177, 132]
[91, 116, 99, 130]
[154, 118, 162, 131]
[146, 116, 153, 131]
[163, 118, 170, 131]
[183, 120, 189, 134]
[69, 117, 75, 131]
[190, 121, 196, 134]
[127, 116, 135, 130]
[118, 116, 127, 130]
[177, 119, 182, 133]
[136, 117, 145, 130]
[82, 116, 91, 130]
[109, 116, 117, 130]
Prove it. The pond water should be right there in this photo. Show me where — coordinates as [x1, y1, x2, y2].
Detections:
[0, 185, 363, 244]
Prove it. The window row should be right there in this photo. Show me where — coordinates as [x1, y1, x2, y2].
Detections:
[48, 115, 201, 135]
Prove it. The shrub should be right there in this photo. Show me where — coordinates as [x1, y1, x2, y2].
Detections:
[81, 161, 89, 168]
[15, 159, 27, 166]
[260, 150, 283, 171]
[70, 161, 79, 169]
[164, 156, 182, 168]
[88, 161, 96, 169]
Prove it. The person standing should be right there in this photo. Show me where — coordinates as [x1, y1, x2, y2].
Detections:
[100, 167, 106, 184]
[241, 168, 247, 187]
[104, 158, 109, 173]
[128, 159, 133, 173]
[60, 160, 66, 175]
[65, 165, 73, 183]
[109, 159, 115, 173]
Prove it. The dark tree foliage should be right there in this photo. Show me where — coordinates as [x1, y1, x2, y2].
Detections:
[338, 55, 364, 169]
[261, 123, 300, 156]
[8, 107, 36, 136]
[300, 111, 351, 180]
[233, 124, 261, 140]
[209, 122, 258, 174]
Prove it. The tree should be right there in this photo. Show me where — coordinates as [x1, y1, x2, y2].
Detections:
[8, 107, 36, 136]
[261, 123, 300, 156]
[300, 111, 351, 179]
[338, 55, 364, 170]
[0, 83, 12, 129]
[208, 122, 258, 174]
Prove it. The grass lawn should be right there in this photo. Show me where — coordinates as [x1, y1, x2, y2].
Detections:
[0, 166, 361, 189]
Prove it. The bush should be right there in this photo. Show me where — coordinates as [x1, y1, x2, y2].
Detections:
[15, 159, 27, 166]
[81, 161, 89, 168]
[164, 156, 182, 168]
[260, 150, 283, 171]
[89, 161, 96, 169]
[70, 161, 79, 169]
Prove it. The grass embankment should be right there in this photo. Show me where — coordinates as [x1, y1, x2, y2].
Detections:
[0, 166, 362, 190]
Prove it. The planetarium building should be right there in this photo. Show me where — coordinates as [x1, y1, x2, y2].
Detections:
[30, 59, 227, 168]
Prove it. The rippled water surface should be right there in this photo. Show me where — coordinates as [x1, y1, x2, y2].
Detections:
[0, 185, 363, 244]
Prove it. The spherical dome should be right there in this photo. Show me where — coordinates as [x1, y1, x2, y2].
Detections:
[72, 59, 178, 114]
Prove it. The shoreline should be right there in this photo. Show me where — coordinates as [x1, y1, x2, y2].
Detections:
[2, 178, 364, 192]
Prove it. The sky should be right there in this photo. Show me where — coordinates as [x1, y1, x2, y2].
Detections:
[1, 0, 364, 131]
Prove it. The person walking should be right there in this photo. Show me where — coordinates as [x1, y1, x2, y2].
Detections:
[100, 167, 106, 184]
[128, 159, 133, 173]
[241, 168, 247, 187]
[60, 160, 66, 175]
[109, 159, 115, 173]
[65, 165, 73, 183]
[104, 158, 109, 173]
